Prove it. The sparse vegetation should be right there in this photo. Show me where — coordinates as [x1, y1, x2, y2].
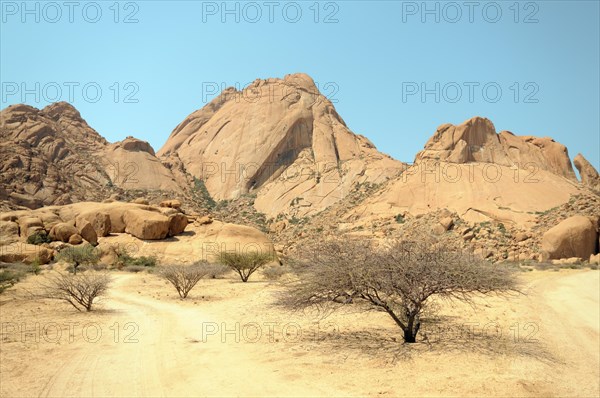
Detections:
[219, 251, 274, 282]
[37, 271, 111, 311]
[284, 236, 519, 343]
[115, 247, 158, 270]
[56, 244, 100, 275]
[26, 230, 52, 245]
[262, 264, 287, 280]
[193, 177, 216, 209]
[159, 262, 224, 298]
[0, 267, 26, 294]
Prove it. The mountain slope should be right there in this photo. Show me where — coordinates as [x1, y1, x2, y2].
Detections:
[158, 73, 404, 217]
[345, 117, 590, 226]
[0, 102, 186, 208]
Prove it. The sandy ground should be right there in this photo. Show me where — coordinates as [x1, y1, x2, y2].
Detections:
[0, 268, 598, 397]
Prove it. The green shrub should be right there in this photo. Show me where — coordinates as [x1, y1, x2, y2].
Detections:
[219, 251, 274, 282]
[56, 244, 100, 275]
[115, 246, 157, 269]
[0, 266, 27, 293]
[27, 230, 51, 245]
[395, 214, 405, 224]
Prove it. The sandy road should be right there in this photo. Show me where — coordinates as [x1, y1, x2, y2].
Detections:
[528, 271, 600, 397]
[38, 274, 341, 398]
[2, 270, 599, 397]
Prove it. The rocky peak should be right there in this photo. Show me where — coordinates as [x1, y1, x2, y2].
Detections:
[574, 153, 600, 191]
[113, 136, 156, 156]
[42, 101, 82, 121]
[158, 73, 403, 217]
[416, 116, 577, 181]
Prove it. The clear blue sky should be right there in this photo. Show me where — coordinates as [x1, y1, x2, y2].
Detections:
[1, 1, 598, 171]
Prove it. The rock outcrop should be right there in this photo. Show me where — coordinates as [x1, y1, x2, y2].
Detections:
[0, 103, 186, 209]
[541, 216, 599, 260]
[574, 153, 600, 191]
[158, 73, 403, 217]
[415, 117, 577, 181]
[344, 116, 589, 226]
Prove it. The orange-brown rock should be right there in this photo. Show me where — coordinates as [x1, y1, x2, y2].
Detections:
[415, 117, 577, 181]
[68, 234, 83, 245]
[574, 153, 599, 191]
[0, 221, 19, 244]
[75, 211, 112, 237]
[159, 200, 182, 209]
[0, 102, 186, 209]
[0, 243, 53, 264]
[75, 219, 98, 245]
[168, 214, 188, 236]
[158, 73, 404, 218]
[123, 209, 170, 240]
[49, 223, 78, 243]
[541, 216, 598, 260]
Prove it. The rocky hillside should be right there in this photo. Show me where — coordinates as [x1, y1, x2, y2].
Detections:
[0, 103, 188, 209]
[344, 117, 594, 226]
[1, 74, 598, 265]
[158, 73, 403, 218]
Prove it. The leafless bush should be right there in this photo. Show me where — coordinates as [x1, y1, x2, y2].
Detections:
[159, 262, 224, 298]
[283, 234, 519, 343]
[37, 271, 111, 311]
[262, 264, 288, 281]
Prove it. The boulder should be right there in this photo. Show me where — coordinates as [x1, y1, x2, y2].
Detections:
[0, 221, 19, 244]
[68, 234, 83, 245]
[76, 211, 112, 237]
[196, 215, 213, 225]
[0, 243, 53, 264]
[49, 223, 79, 243]
[590, 253, 600, 265]
[541, 216, 598, 260]
[439, 217, 454, 231]
[159, 199, 181, 209]
[432, 224, 446, 235]
[131, 198, 149, 205]
[37, 212, 62, 229]
[168, 214, 188, 237]
[17, 216, 44, 239]
[123, 209, 170, 240]
[75, 219, 98, 245]
[515, 232, 529, 242]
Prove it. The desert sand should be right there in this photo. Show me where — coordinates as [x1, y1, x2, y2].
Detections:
[1, 269, 598, 397]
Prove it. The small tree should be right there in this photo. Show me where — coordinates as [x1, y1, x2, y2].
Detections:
[38, 271, 110, 311]
[284, 236, 519, 343]
[159, 262, 222, 299]
[56, 244, 100, 275]
[219, 251, 274, 282]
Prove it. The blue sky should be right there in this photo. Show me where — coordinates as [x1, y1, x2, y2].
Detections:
[1, 1, 599, 170]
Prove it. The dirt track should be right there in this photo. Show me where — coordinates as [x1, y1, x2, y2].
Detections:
[1, 270, 598, 397]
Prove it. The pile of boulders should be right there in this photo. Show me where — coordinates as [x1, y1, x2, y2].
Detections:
[0, 200, 188, 264]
